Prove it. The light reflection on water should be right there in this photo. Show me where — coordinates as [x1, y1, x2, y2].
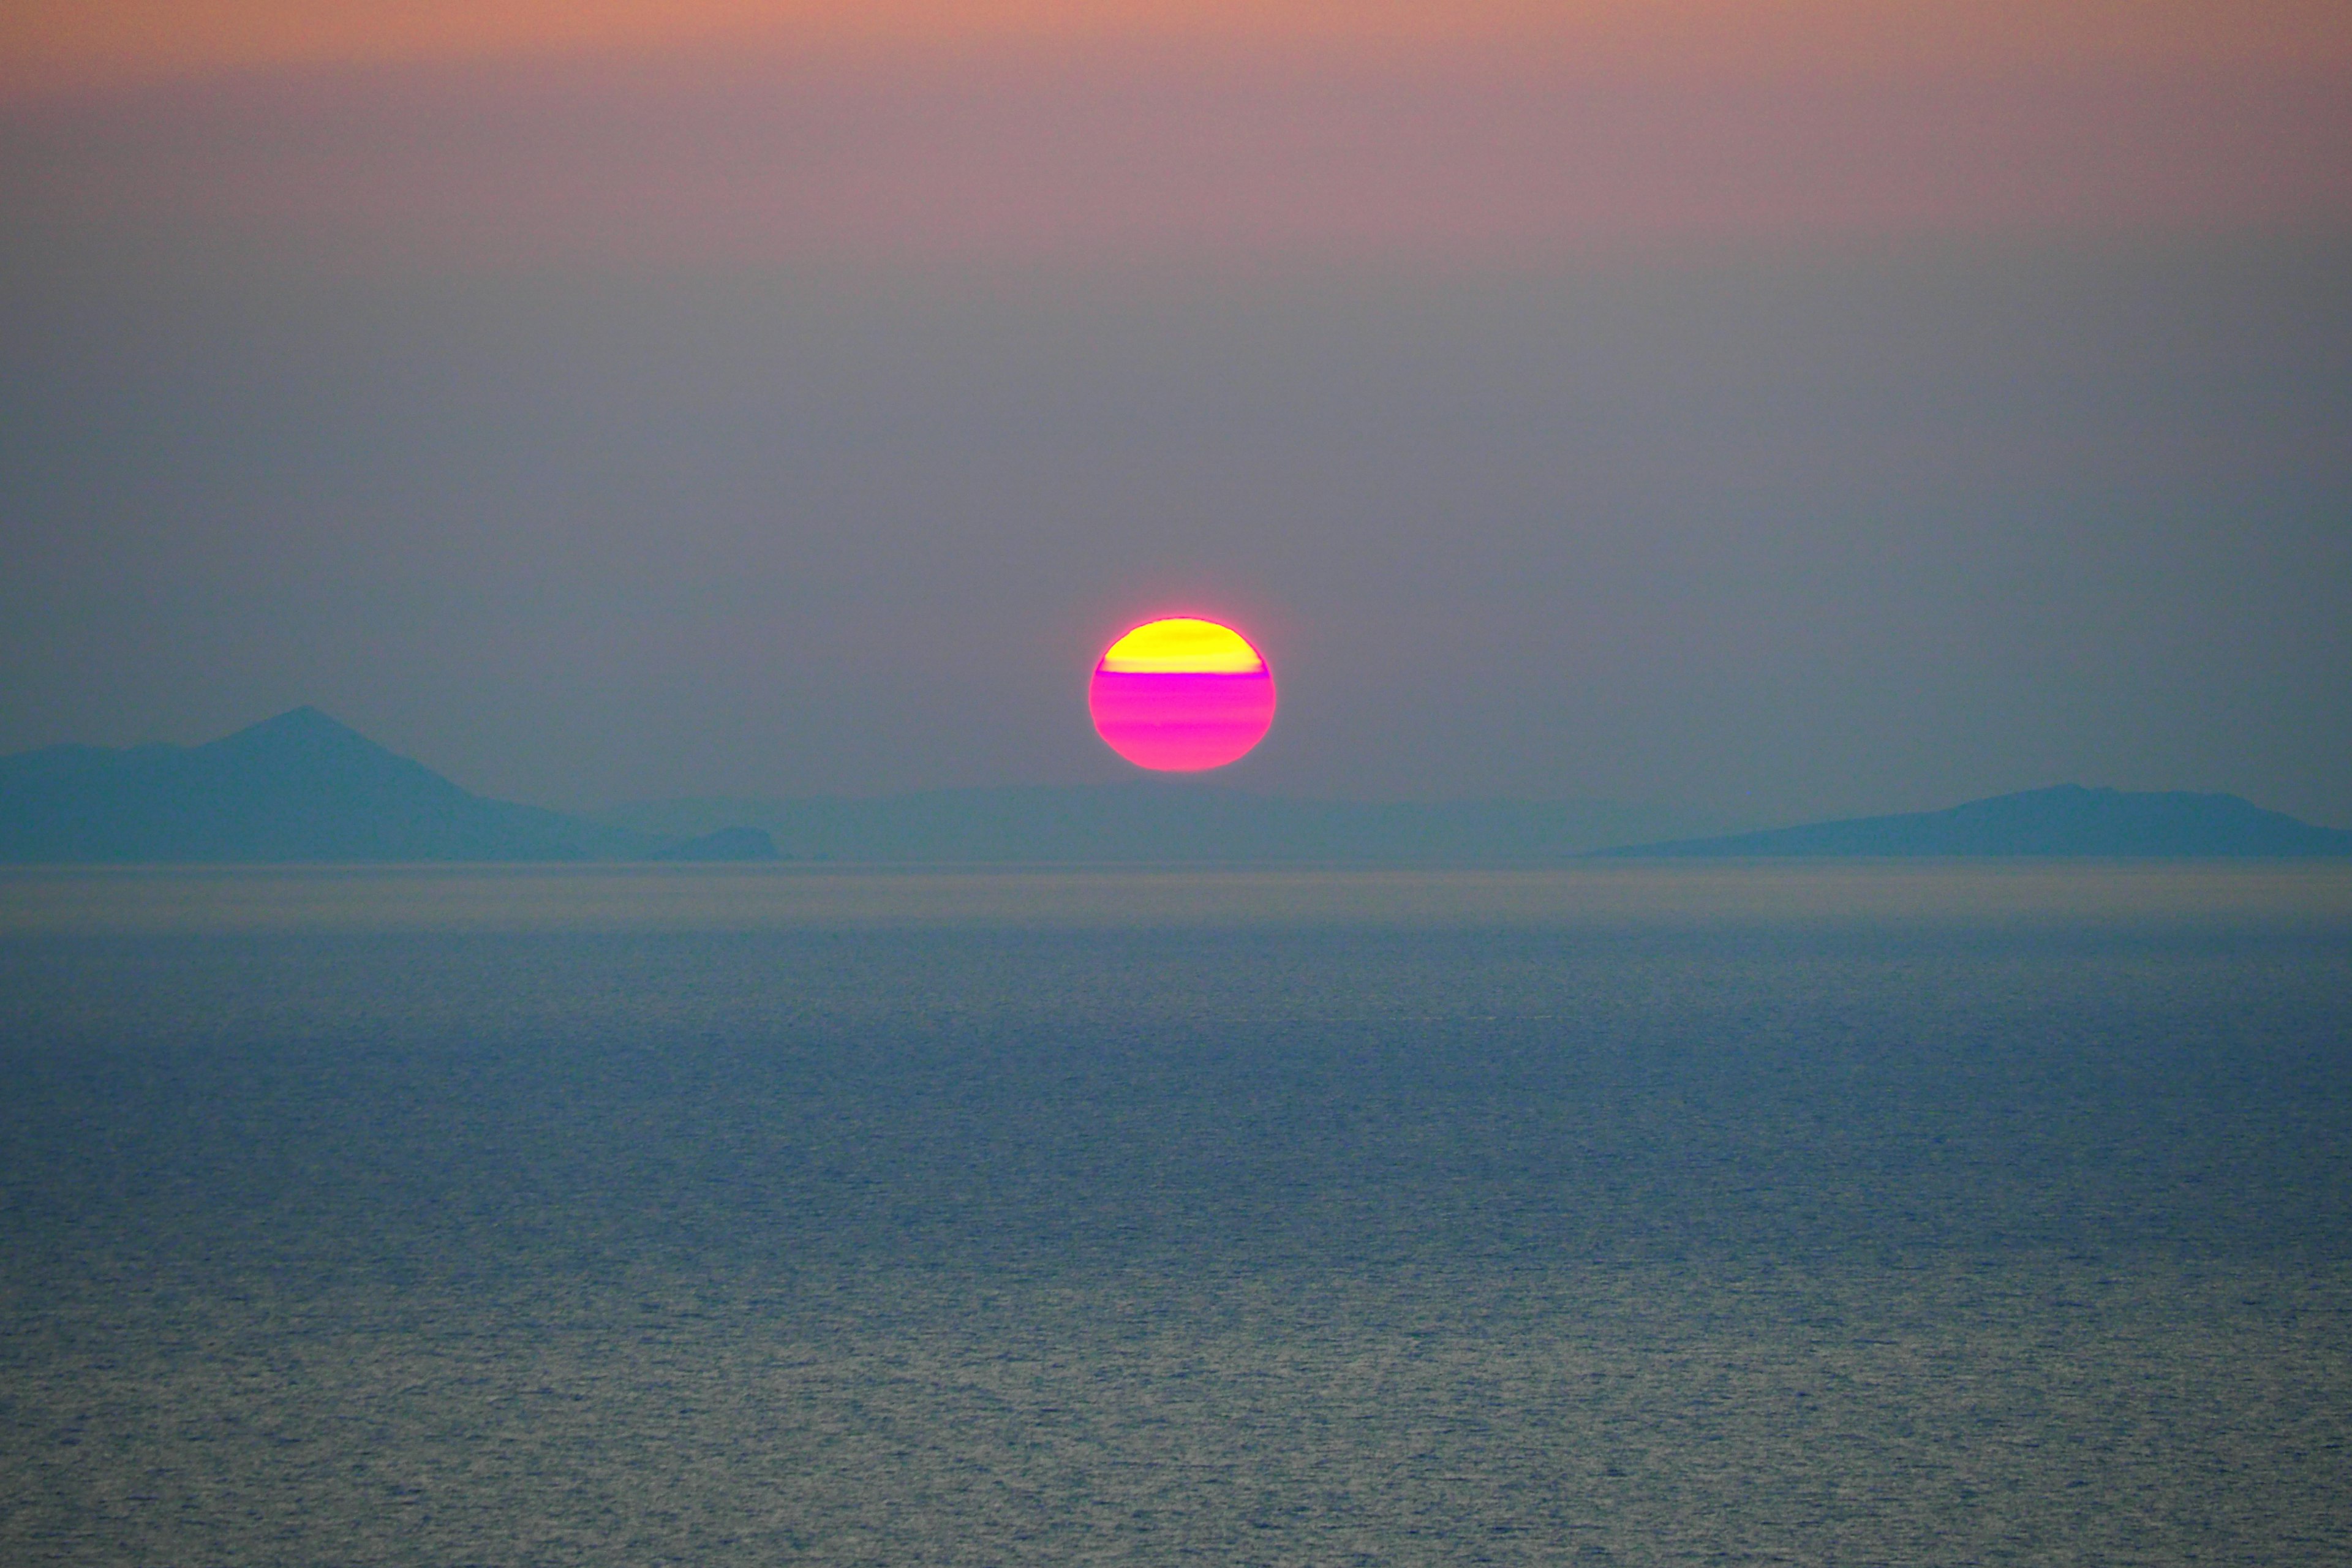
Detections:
[3, 865, 2348, 1563]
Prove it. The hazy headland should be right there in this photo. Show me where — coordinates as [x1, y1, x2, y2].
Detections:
[7, 709, 2346, 867]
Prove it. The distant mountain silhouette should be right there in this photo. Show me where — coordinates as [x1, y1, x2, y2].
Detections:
[24, 715, 2331, 865]
[0, 710, 1728, 865]
[647, 826, 783, 862]
[594, 786, 1727, 864]
[0, 707, 655, 862]
[1597, 785, 2352, 858]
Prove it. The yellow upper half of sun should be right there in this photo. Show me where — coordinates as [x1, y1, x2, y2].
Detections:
[1099, 618, 1267, 675]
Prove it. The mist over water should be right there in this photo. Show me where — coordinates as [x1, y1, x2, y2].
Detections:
[4, 867, 2348, 1562]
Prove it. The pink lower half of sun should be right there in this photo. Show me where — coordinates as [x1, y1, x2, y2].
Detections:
[1088, 669, 1277, 771]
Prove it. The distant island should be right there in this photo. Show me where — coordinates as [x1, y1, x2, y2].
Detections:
[0, 707, 774, 863]
[1597, 784, 2352, 859]
[0, 707, 1721, 864]
[591, 785, 1720, 865]
[2, 709, 2345, 863]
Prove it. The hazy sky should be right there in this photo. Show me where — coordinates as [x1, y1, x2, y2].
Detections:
[3, 1, 2347, 821]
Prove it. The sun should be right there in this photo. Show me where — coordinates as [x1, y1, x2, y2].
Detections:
[1088, 617, 1277, 771]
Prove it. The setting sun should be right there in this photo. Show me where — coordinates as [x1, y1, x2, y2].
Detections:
[1088, 617, 1276, 771]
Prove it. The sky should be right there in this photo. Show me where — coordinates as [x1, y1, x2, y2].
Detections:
[2, 1, 2348, 822]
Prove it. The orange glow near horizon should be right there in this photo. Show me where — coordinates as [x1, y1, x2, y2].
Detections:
[7, 0, 2348, 99]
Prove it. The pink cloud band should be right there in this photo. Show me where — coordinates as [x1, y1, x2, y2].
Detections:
[13, 44, 2348, 267]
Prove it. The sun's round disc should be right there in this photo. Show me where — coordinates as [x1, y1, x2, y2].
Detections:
[1088, 618, 1277, 771]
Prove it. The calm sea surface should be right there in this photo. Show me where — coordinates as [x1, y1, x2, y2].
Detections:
[4, 865, 2349, 1564]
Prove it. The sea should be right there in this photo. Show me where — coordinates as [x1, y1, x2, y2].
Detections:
[3, 864, 2348, 1565]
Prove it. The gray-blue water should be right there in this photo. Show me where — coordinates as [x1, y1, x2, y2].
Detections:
[4, 867, 2349, 1564]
